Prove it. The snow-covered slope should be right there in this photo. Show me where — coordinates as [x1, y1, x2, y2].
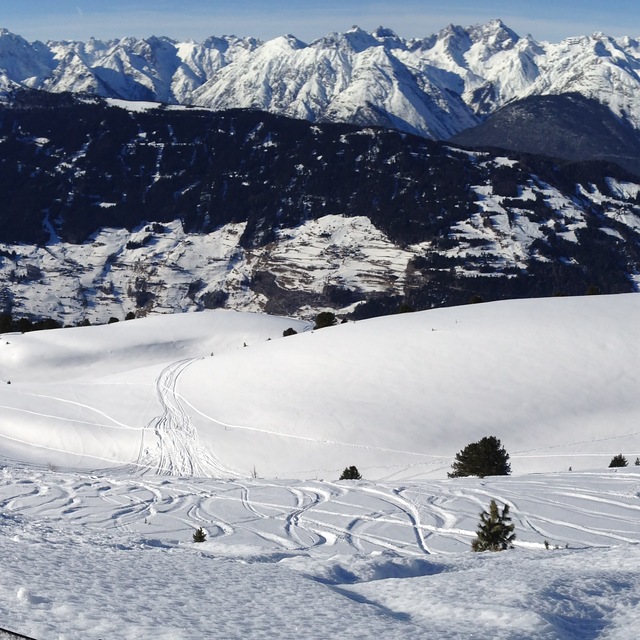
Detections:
[189, 28, 478, 139]
[2, 462, 640, 638]
[1, 296, 640, 638]
[0, 217, 419, 324]
[1, 294, 639, 479]
[3, 20, 640, 138]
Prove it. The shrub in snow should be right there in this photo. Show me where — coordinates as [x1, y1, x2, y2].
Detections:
[282, 327, 298, 337]
[609, 454, 628, 468]
[635, 457, 640, 466]
[471, 499, 516, 552]
[314, 311, 337, 329]
[339, 466, 362, 480]
[192, 527, 207, 542]
[448, 436, 511, 478]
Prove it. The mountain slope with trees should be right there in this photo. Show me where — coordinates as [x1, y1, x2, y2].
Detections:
[451, 93, 640, 176]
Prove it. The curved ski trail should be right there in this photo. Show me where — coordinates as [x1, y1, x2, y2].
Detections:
[137, 358, 235, 478]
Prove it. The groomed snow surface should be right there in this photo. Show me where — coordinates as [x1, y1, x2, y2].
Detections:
[1, 295, 640, 638]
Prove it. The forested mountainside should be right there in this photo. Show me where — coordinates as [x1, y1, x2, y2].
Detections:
[451, 94, 640, 177]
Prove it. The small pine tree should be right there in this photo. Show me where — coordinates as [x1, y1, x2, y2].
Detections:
[339, 465, 362, 480]
[609, 454, 628, 468]
[192, 527, 207, 543]
[471, 499, 516, 552]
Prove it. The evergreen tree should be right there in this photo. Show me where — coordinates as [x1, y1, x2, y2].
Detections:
[339, 465, 362, 480]
[192, 527, 207, 542]
[314, 311, 337, 329]
[449, 436, 511, 478]
[16, 317, 33, 333]
[0, 313, 12, 334]
[609, 454, 628, 468]
[471, 499, 516, 552]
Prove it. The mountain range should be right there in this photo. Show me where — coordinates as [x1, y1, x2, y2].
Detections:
[2, 19, 640, 142]
[1, 21, 640, 324]
[452, 93, 640, 177]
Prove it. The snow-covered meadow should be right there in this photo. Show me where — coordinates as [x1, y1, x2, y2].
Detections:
[1, 295, 639, 638]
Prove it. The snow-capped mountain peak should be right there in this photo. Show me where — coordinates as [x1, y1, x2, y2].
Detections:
[2, 20, 640, 138]
[469, 18, 520, 49]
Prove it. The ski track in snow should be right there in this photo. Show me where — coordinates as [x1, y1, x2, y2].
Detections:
[180, 393, 448, 462]
[0, 390, 140, 430]
[2, 470, 640, 560]
[137, 358, 237, 478]
[3, 463, 640, 639]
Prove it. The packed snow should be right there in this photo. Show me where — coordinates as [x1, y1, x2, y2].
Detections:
[1, 295, 640, 638]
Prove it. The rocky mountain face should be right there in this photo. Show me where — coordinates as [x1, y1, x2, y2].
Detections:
[1, 93, 640, 325]
[2, 20, 640, 140]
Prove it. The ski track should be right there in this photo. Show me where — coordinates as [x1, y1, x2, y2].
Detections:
[0, 404, 141, 430]
[2, 468, 640, 557]
[283, 486, 335, 548]
[0, 390, 141, 430]
[180, 393, 445, 461]
[359, 485, 432, 554]
[137, 358, 237, 478]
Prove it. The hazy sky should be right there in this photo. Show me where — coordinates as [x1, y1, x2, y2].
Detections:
[1, 0, 639, 43]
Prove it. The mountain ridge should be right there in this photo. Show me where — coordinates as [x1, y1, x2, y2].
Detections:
[2, 20, 640, 140]
[451, 93, 640, 176]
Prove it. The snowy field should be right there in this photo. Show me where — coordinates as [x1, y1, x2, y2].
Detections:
[1, 295, 640, 638]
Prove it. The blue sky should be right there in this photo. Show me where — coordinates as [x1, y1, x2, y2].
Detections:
[1, 0, 639, 43]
